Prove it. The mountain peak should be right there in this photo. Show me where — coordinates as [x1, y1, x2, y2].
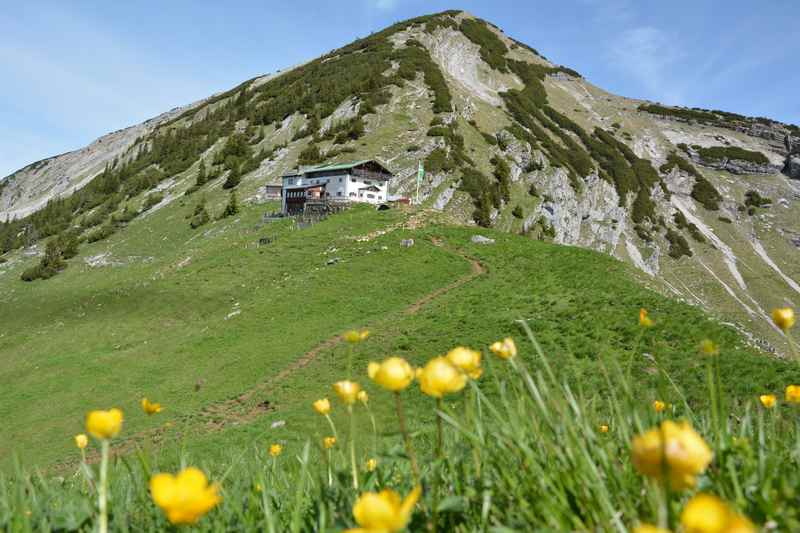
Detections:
[1, 10, 798, 355]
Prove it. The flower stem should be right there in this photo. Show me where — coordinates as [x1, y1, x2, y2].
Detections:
[433, 397, 445, 533]
[436, 398, 444, 459]
[366, 405, 378, 456]
[326, 449, 333, 487]
[324, 414, 339, 440]
[706, 358, 721, 446]
[394, 392, 420, 483]
[347, 344, 354, 380]
[98, 439, 110, 533]
[348, 405, 359, 489]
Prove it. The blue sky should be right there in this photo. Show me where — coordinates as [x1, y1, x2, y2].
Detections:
[1, 0, 797, 178]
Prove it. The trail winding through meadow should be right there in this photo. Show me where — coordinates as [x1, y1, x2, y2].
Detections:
[59, 241, 485, 470]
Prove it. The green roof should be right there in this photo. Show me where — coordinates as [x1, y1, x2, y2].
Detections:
[303, 159, 374, 173]
[283, 159, 390, 177]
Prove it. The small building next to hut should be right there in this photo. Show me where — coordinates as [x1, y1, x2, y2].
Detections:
[281, 160, 392, 215]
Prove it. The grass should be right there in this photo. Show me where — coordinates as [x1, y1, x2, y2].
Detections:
[2, 309, 800, 531]
[1, 201, 797, 472]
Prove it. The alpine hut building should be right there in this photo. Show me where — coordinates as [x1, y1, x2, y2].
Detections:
[281, 159, 392, 215]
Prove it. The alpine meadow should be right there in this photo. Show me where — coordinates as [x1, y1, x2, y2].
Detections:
[1, 8, 799, 533]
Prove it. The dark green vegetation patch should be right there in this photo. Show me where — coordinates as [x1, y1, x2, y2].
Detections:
[695, 145, 770, 165]
[661, 151, 722, 211]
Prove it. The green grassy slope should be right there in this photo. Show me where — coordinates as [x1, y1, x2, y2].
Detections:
[1, 202, 795, 470]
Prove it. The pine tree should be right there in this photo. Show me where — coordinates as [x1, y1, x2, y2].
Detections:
[221, 191, 239, 219]
[190, 197, 210, 229]
[196, 161, 207, 187]
[222, 166, 241, 189]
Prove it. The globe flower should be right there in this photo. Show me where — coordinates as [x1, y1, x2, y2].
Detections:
[446, 346, 483, 379]
[366, 458, 378, 472]
[323, 436, 337, 449]
[639, 308, 655, 328]
[599, 424, 609, 433]
[772, 307, 796, 333]
[86, 408, 124, 439]
[653, 400, 666, 413]
[141, 398, 162, 415]
[269, 444, 282, 457]
[313, 398, 332, 415]
[345, 329, 370, 343]
[632, 420, 713, 490]
[334, 380, 362, 405]
[680, 493, 755, 533]
[368, 357, 415, 391]
[417, 357, 467, 398]
[489, 337, 517, 359]
[699, 339, 719, 356]
[357, 390, 369, 404]
[74, 434, 88, 449]
[759, 394, 777, 409]
[150, 467, 221, 525]
[786, 385, 800, 404]
[345, 485, 421, 533]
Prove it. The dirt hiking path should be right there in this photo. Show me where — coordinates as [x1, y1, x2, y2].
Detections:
[58, 239, 484, 470]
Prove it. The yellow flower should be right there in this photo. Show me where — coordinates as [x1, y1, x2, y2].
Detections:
[74, 434, 88, 450]
[680, 493, 755, 533]
[634, 525, 672, 533]
[653, 400, 666, 413]
[269, 444, 283, 457]
[366, 458, 378, 472]
[632, 420, 713, 490]
[323, 436, 337, 449]
[345, 485, 421, 533]
[785, 385, 800, 403]
[345, 329, 370, 343]
[333, 380, 362, 405]
[86, 408, 124, 439]
[489, 337, 517, 359]
[699, 339, 719, 356]
[772, 307, 796, 333]
[141, 398, 163, 415]
[313, 398, 332, 415]
[599, 424, 609, 433]
[639, 308, 655, 328]
[417, 357, 467, 398]
[357, 390, 369, 404]
[255, 483, 262, 493]
[759, 394, 777, 408]
[150, 467, 221, 525]
[368, 357, 415, 391]
[446, 346, 483, 379]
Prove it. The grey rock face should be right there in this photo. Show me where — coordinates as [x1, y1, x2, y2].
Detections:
[784, 134, 800, 154]
[471, 235, 495, 245]
[433, 187, 455, 210]
[783, 155, 800, 180]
